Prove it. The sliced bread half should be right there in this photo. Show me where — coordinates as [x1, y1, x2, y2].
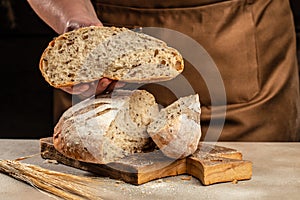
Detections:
[40, 26, 184, 88]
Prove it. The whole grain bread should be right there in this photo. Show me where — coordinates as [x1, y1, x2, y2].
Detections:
[40, 26, 184, 88]
[147, 94, 201, 159]
[53, 89, 159, 164]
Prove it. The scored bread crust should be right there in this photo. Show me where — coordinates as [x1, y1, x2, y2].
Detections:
[53, 89, 159, 164]
[40, 26, 184, 88]
[147, 94, 201, 159]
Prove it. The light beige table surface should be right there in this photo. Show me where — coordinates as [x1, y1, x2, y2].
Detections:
[0, 139, 299, 200]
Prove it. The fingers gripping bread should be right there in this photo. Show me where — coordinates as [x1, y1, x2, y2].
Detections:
[40, 26, 184, 88]
[53, 89, 159, 164]
[147, 94, 201, 159]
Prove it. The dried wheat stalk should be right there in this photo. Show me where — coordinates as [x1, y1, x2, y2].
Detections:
[0, 159, 104, 200]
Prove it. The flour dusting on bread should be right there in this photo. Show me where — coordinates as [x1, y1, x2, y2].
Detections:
[53, 89, 159, 164]
[147, 94, 201, 159]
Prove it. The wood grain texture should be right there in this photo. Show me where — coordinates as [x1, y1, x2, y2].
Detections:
[187, 156, 252, 185]
[40, 137, 252, 185]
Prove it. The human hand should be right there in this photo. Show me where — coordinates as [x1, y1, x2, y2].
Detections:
[61, 78, 125, 98]
[60, 13, 107, 97]
[58, 4, 111, 97]
[63, 17, 103, 33]
[27, 0, 102, 34]
[28, 0, 122, 97]
[62, 22, 124, 97]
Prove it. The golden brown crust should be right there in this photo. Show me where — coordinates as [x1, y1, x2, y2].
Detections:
[52, 89, 159, 164]
[53, 119, 99, 163]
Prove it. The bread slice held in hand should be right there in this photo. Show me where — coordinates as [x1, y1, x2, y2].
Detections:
[40, 26, 184, 88]
[53, 89, 159, 164]
[147, 94, 201, 159]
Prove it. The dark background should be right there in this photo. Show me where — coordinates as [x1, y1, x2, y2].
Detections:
[290, 0, 300, 79]
[0, 0, 55, 139]
[0, 0, 299, 139]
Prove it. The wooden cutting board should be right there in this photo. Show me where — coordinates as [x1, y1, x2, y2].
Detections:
[40, 137, 252, 186]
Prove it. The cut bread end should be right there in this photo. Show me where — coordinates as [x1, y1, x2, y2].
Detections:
[147, 94, 201, 159]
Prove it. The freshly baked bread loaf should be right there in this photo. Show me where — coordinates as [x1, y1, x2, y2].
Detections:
[53, 89, 159, 164]
[147, 94, 201, 159]
[40, 26, 184, 88]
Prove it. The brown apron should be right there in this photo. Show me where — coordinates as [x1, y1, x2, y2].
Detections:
[54, 0, 300, 141]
